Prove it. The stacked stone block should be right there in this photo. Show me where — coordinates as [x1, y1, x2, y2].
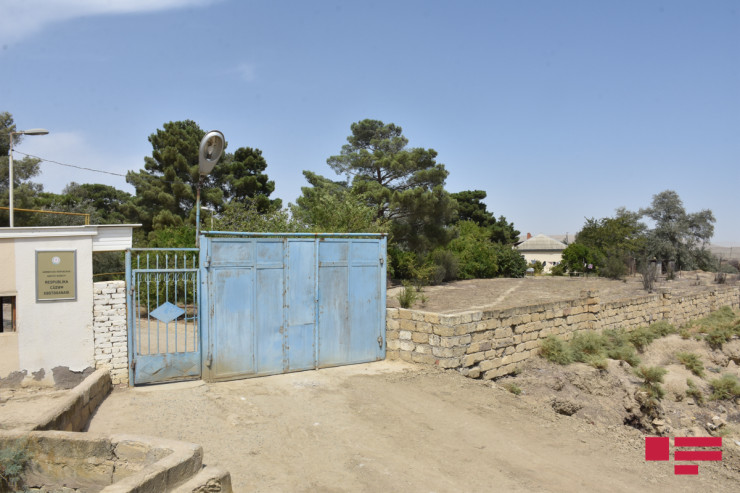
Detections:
[93, 280, 128, 385]
[386, 286, 739, 380]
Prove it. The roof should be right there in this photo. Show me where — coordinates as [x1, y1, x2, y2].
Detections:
[516, 234, 567, 251]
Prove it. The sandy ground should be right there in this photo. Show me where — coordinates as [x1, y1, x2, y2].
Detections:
[387, 271, 734, 313]
[87, 361, 738, 492]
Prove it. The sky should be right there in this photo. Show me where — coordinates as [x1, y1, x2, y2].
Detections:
[1, 0, 738, 244]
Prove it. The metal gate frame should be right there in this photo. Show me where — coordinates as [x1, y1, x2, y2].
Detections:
[199, 232, 387, 382]
[126, 248, 201, 385]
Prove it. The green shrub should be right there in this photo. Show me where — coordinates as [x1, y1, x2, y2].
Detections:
[530, 260, 545, 275]
[550, 263, 566, 276]
[649, 321, 676, 337]
[709, 374, 740, 401]
[584, 354, 608, 370]
[447, 221, 499, 279]
[539, 336, 573, 365]
[0, 441, 29, 491]
[705, 327, 732, 349]
[676, 352, 705, 377]
[606, 343, 641, 367]
[628, 327, 658, 352]
[503, 382, 522, 395]
[397, 281, 418, 309]
[689, 306, 737, 335]
[428, 249, 459, 284]
[686, 379, 704, 405]
[634, 366, 667, 400]
[388, 247, 419, 280]
[600, 255, 628, 280]
[493, 244, 527, 278]
[570, 332, 607, 362]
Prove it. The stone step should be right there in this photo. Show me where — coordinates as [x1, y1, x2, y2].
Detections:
[171, 466, 233, 493]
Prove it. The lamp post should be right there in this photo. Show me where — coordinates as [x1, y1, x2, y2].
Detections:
[8, 128, 49, 227]
[195, 130, 225, 247]
[201, 206, 215, 230]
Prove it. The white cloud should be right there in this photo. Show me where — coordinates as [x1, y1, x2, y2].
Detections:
[0, 0, 219, 46]
[13, 131, 140, 194]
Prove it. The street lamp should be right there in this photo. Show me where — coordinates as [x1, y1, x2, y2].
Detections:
[8, 128, 49, 227]
[195, 130, 225, 247]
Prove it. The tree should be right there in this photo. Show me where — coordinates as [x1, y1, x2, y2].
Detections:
[212, 146, 281, 211]
[561, 243, 604, 274]
[0, 111, 44, 226]
[639, 190, 715, 270]
[126, 120, 214, 233]
[290, 172, 386, 233]
[576, 207, 645, 255]
[450, 190, 520, 244]
[574, 207, 646, 278]
[57, 182, 135, 224]
[326, 119, 456, 252]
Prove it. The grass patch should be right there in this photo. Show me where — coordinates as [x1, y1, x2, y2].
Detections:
[686, 378, 704, 405]
[502, 382, 522, 395]
[676, 352, 705, 377]
[682, 306, 739, 347]
[709, 374, 740, 401]
[397, 281, 418, 309]
[540, 329, 640, 367]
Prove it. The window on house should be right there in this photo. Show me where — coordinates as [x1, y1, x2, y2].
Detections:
[1, 296, 16, 332]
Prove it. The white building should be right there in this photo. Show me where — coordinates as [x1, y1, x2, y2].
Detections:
[515, 234, 567, 273]
[0, 225, 137, 385]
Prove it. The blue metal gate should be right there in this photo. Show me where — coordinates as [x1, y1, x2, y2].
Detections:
[126, 249, 201, 385]
[200, 233, 387, 381]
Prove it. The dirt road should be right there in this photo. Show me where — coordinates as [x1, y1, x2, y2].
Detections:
[87, 361, 737, 492]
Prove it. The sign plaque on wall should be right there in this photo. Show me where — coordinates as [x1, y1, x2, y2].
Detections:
[36, 250, 77, 301]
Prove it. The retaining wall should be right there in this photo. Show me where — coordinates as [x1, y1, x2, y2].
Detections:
[386, 286, 740, 380]
[93, 280, 128, 385]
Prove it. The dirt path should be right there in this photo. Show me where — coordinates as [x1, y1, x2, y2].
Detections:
[87, 362, 737, 492]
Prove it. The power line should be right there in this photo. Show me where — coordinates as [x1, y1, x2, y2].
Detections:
[13, 150, 128, 177]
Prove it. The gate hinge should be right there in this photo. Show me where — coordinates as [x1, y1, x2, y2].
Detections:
[379, 257, 384, 266]
[204, 256, 211, 268]
[129, 287, 134, 296]
[377, 336, 383, 348]
[205, 352, 212, 368]
[130, 359, 136, 370]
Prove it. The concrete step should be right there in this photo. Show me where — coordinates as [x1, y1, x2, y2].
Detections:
[170, 465, 233, 493]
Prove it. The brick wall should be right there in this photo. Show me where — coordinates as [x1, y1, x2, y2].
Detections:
[386, 286, 740, 380]
[92, 280, 128, 385]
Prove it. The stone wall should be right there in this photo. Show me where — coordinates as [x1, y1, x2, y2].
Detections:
[33, 369, 112, 432]
[386, 286, 740, 380]
[92, 281, 128, 386]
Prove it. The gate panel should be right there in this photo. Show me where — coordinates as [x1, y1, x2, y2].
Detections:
[211, 268, 254, 379]
[317, 241, 349, 367]
[349, 242, 382, 363]
[201, 234, 385, 382]
[255, 264, 283, 375]
[126, 249, 201, 386]
[286, 240, 316, 371]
